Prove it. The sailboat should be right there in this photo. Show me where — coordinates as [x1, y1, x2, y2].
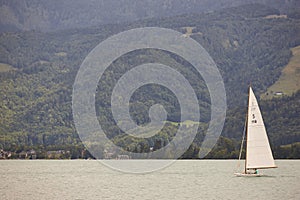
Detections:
[235, 86, 277, 177]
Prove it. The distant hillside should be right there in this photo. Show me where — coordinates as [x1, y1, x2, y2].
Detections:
[0, 4, 300, 158]
[0, 0, 299, 32]
[262, 45, 300, 99]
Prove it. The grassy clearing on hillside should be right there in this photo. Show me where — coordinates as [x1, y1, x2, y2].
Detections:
[264, 14, 287, 19]
[262, 45, 300, 99]
[168, 120, 204, 128]
[181, 26, 202, 38]
[0, 63, 15, 72]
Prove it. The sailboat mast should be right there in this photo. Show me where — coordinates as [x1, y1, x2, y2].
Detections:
[238, 121, 246, 161]
[244, 86, 251, 173]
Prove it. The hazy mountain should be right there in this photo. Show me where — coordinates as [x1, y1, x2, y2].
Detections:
[0, 0, 299, 32]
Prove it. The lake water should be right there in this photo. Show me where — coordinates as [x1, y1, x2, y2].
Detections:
[0, 160, 299, 200]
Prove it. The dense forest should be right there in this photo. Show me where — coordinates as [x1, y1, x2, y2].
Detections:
[0, 4, 300, 159]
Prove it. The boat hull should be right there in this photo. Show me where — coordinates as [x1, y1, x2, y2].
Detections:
[234, 172, 262, 177]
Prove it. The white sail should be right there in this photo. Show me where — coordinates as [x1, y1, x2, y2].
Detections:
[246, 87, 277, 169]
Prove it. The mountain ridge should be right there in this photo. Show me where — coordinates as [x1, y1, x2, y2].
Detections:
[1, 0, 299, 32]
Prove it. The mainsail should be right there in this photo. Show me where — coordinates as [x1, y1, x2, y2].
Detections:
[245, 87, 277, 169]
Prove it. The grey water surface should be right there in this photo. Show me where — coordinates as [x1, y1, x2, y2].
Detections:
[0, 160, 299, 200]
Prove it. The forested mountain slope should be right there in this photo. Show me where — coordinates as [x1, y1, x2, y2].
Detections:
[0, 4, 300, 158]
